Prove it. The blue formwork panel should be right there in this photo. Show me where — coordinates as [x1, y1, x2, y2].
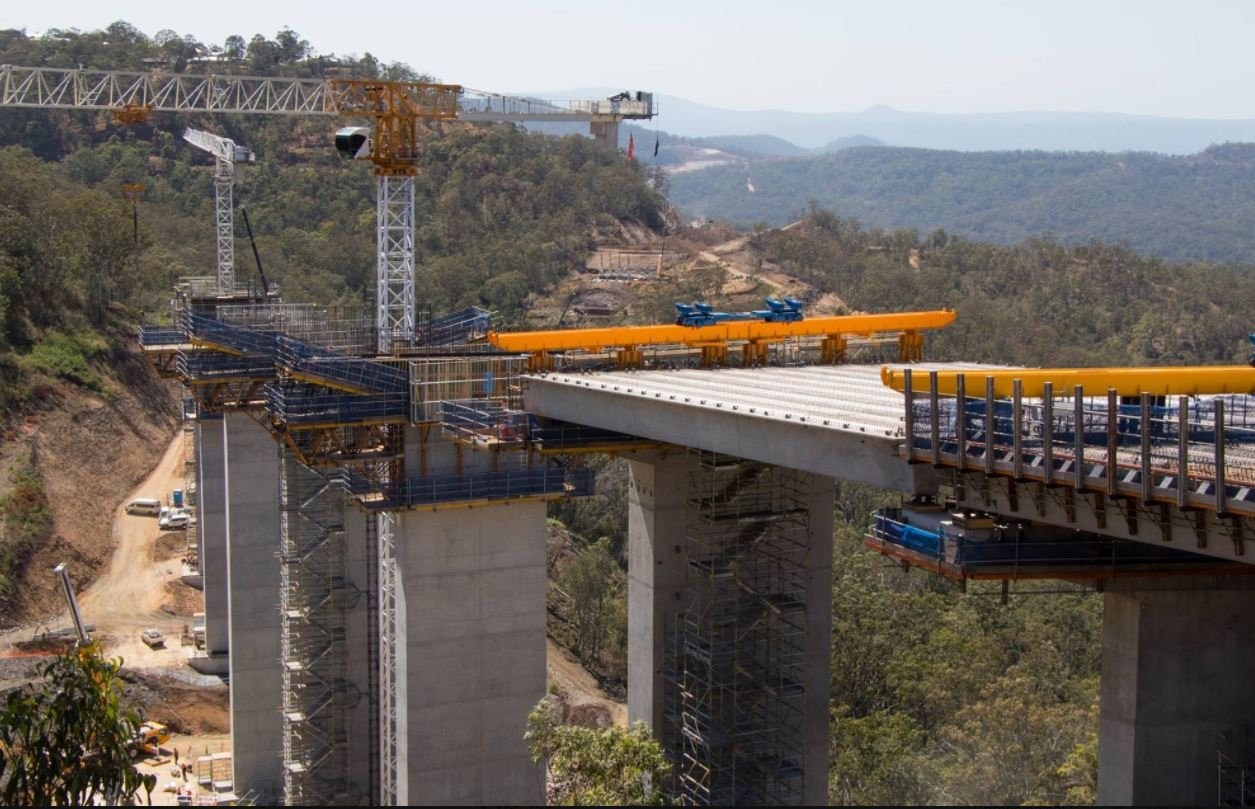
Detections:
[140, 325, 184, 347]
[277, 336, 407, 394]
[177, 351, 274, 379]
[183, 311, 278, 357]
[267, 386, 408, 425]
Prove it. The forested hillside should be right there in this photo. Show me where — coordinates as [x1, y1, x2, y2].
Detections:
[7, 21, 1252, 807]
[0, 23, 664, 622]
[669, 144, 1255, 264]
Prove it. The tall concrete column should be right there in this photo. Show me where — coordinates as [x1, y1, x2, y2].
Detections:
[195, 417, 228, 657]
[627, 450, 833, 805]
[393, 500, 548, 805]
[343, 506, 374, 801]
[1098, 578, 1255, 806]
[801, 471, 835, 807]
[626, 450, 692, 734]
[222, 412, 282, 801]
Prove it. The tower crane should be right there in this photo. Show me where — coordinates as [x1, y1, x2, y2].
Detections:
[0, 65, 655, 352]
[182, 128, 255, 295]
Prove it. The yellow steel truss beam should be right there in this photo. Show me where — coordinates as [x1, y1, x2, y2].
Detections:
[489, 309, 956, 353]
[881, 365, 1255, 398]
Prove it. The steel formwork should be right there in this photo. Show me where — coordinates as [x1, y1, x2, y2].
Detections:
[665, 452, 811, 806]
[279, 445, 354, 805]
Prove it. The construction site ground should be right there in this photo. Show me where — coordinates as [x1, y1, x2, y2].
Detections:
[1, 427, 626, 800]
[525, 221, 844, 329]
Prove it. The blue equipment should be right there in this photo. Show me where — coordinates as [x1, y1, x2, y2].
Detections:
[674, 297, 805, 327]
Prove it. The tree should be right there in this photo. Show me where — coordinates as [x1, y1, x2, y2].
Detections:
[558, 537, 620, 666]
[223, 35, 246, 60]
[0, 642, 156, 805]
[525, 697, 672, 805]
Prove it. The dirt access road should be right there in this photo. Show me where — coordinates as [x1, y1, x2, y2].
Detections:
[1, 431, 194, 669]
[77, 432, 192, 668]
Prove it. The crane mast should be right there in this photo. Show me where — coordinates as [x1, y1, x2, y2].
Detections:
[0, 63, 654, 806]
[0, 64, 653, 349]
[332, 80, 460, 351]
[182, 128, 255, 294]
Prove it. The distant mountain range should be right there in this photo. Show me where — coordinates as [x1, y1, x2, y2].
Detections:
[533, 89, 1255, 155]
[666, 142, 1255, 264]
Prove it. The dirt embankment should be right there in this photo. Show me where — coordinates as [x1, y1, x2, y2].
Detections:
[0, 342, 180, 629]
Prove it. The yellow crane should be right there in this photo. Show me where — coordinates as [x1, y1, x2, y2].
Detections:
[0, 65, 654, 351]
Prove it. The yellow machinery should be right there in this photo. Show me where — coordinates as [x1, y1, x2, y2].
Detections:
[133, 721, 170, 757]
[490, 309, 956, 370]
[880, 365, 1255, 398]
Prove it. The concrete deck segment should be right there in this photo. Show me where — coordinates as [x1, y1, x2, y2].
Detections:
[522, 365, 998, 493]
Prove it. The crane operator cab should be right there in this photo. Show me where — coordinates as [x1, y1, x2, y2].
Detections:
[335, 126, 372, 160]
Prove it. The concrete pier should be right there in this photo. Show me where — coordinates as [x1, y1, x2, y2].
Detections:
[223, 413, 283, 800]
[343, 506, 375, 801]
[196, 416, 228, 656]
[627, 450, 833, 805]
[1098, 578, 1255, 805]
[393, 501, 548, 804]
[626, 451, 691, 736]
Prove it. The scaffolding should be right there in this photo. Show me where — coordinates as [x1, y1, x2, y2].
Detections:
[410, 356, 525, 422]
[666, 452, 811, 805]
[279, 445, 355, 805]
[144, 303, 598, 805]
[218, 304, 377, 356]
[415, 305, 493, 346]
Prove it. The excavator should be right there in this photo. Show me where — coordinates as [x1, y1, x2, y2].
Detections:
[54, 564, 169, 758]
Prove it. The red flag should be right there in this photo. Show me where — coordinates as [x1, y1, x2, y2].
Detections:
[627, 133, 636, 161]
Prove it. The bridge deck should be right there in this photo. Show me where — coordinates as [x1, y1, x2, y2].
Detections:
[524, 364, 996, 490]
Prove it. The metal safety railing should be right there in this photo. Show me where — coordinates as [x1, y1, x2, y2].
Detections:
[340, 466, 594, 510]
[439, 399, 529, 446]
[416, 306, 493, 346]
[139, 325, 185, 347]
[177, 350, 274, 380]
[267, 385, 409, 426]
[277, 336, 407, 395]
[900, 369, 1255, 516]
[183, 311, 279, 357]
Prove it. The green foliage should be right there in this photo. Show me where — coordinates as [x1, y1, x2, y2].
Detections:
[756, 209, 1255, 368]
[526, 697, 672, 805]
[0, 642, 156, 805]
[671, 144, 1255, 264]
[827, 516, 1102, 805]
[0, 456, 52, 604]
[558, 538, 624, 669]
[829, 710, 930, 806]
[21, 333, 103, 391]
[0, 24, 666, 414]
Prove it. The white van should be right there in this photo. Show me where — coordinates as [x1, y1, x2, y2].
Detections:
[126, 498, 161, 516]
[165, 513, 190, 530]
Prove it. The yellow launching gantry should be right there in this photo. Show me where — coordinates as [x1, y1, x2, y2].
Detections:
[880, 365, 1255, 398]
[489, 309, 957, 371]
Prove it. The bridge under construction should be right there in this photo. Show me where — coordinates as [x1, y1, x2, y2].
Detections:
[35, 55, 1251, 808]
[137, 287, 1255, 806]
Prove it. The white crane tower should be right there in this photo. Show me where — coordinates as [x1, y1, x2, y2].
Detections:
[182, 128, 255, 295]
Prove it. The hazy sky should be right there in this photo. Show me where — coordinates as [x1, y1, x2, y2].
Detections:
[5, 0, 1254, 118]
